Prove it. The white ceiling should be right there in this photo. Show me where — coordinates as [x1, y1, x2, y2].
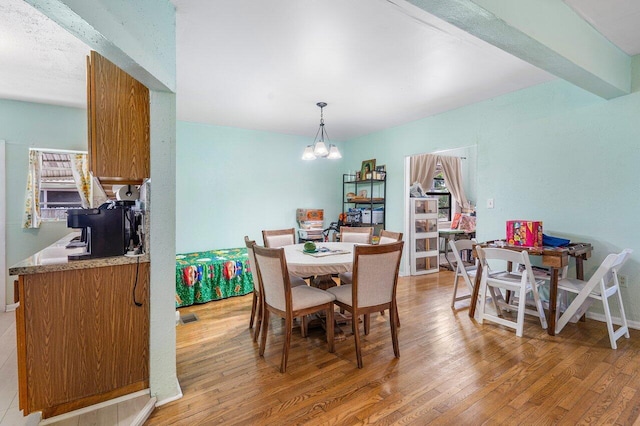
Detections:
[0, 0, 638, 141]
[0, 0, 90, 108]
[564, 0, 640, 56]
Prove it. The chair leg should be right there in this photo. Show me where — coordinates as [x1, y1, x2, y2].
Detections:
[364, 314, 370, 335]
[616, 290, 630, 339]
[326, 306, 335, 353]
[531, 284, 548, 329]
[281, 316, 292, 373]
[300, 315, 307, 338]
[390, 304, 400, 358]
[451, 271, 460, 308]
[259, 311, 269, 356]
[515, 286, 526, 338]
[353, 313, 363, 369]
[249, 292, 257, 329]
[253, 299, 262, 343]
[478, 278, 487, 324]
[602, 292, 620, 349]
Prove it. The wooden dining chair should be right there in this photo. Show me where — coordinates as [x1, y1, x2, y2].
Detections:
[339, 230, 402, 285]
[339, 226, 373, 244]
[327, 241, 404, 368]
[476, 247, 548, 337]
[262, 228, 296, 248]
[339, 230, 403, 322]
[555, 249, 632, 349]
[253, 245, 335, 373]
[246, 236, 307, 340]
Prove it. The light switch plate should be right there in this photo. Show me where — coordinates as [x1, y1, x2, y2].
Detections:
[487, 198, 494, 209]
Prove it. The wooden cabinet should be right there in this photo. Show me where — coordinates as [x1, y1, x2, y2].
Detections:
[87, 51, 150, 184]
[15, 262, 150, 418]
[410, 197, 439, 275]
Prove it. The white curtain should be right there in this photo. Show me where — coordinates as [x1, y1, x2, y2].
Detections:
[22, 150, 42, 228]
[439, 155, 470, 210]
[69, 153, 108, 208]
[410, 153, 470, 213]
[91, 176, 109, 208]
[69, 153, 91, 208]
[410, 153, 438, 191]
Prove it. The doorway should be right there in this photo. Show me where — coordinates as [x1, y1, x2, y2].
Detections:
[403, 146, 477, 275]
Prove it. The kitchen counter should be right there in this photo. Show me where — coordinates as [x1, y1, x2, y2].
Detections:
[12, 231, 150, 418]
[9, 232, 150, 276]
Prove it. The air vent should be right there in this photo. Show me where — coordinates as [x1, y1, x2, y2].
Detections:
[180, 313, 199, 324]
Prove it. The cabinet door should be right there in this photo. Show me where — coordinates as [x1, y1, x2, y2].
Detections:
[88, 51, 150, 183]
[19, 263, 150, 417]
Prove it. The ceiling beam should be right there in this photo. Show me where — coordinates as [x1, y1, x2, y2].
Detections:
[404, 0, 631, 99]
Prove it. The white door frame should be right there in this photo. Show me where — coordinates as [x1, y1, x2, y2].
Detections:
[1, 140, 6, 312]
[402, 155, 411, 275]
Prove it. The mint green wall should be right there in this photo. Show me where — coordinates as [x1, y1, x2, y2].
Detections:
[176, 121, 345, 252]
[1, 99, 86, 302]
[345, 79, 640, 323]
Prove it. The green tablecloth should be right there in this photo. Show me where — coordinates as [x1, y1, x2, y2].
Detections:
[175, 248, 254, 307]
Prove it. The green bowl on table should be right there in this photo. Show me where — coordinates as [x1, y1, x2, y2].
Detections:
[303, 241, 317, 253]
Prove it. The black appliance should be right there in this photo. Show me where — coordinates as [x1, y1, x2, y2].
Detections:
[66, 202, 143, 260]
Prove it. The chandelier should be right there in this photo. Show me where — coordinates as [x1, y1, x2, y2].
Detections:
[302, 102, 342, 160]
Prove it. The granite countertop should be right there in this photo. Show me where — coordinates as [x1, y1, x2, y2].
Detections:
[9, 232, 150, 276]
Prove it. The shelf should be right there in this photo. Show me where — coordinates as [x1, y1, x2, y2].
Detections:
[343, 173, 386, 232]
[344, 178, 386, 184]
[346, 197, 384, 203]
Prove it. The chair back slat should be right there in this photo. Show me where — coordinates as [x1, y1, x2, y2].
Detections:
[353, 241, 404, 308]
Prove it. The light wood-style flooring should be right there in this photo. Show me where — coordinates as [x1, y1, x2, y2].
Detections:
[146, 270, 640, 425]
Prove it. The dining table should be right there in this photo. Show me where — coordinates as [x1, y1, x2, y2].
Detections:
[469, 240, 593, 336]
[283, 242, 357, 340]
[284, 242, 356, 289]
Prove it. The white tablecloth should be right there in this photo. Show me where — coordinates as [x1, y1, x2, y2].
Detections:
[283, 242, 355, 277]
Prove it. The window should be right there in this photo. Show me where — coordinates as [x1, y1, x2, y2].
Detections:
[38, 151, 83, 221]
[427, 168, 452, 221]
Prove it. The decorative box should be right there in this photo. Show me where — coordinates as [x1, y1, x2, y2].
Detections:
[296, 209, 323, 222]
[506, 220, 543, 247]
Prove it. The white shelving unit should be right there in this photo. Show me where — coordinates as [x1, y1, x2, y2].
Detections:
[410, 197, 439, 275]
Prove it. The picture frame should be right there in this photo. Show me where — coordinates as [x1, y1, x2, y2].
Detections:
[375, 165, 386, 172]
[360, 159, 376, 180]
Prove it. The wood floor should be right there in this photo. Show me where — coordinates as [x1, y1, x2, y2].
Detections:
[146, 270, 640, 425]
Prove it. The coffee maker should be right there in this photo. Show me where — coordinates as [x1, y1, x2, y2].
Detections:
[66, 201, 144, 260]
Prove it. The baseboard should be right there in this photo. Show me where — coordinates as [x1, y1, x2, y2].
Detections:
[5, 302, 19, 312]
[155, 379, 183, 407]
[39, 389, 151, 425]
[132, 396, 157, 426]
[585, 312, 640, 330]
